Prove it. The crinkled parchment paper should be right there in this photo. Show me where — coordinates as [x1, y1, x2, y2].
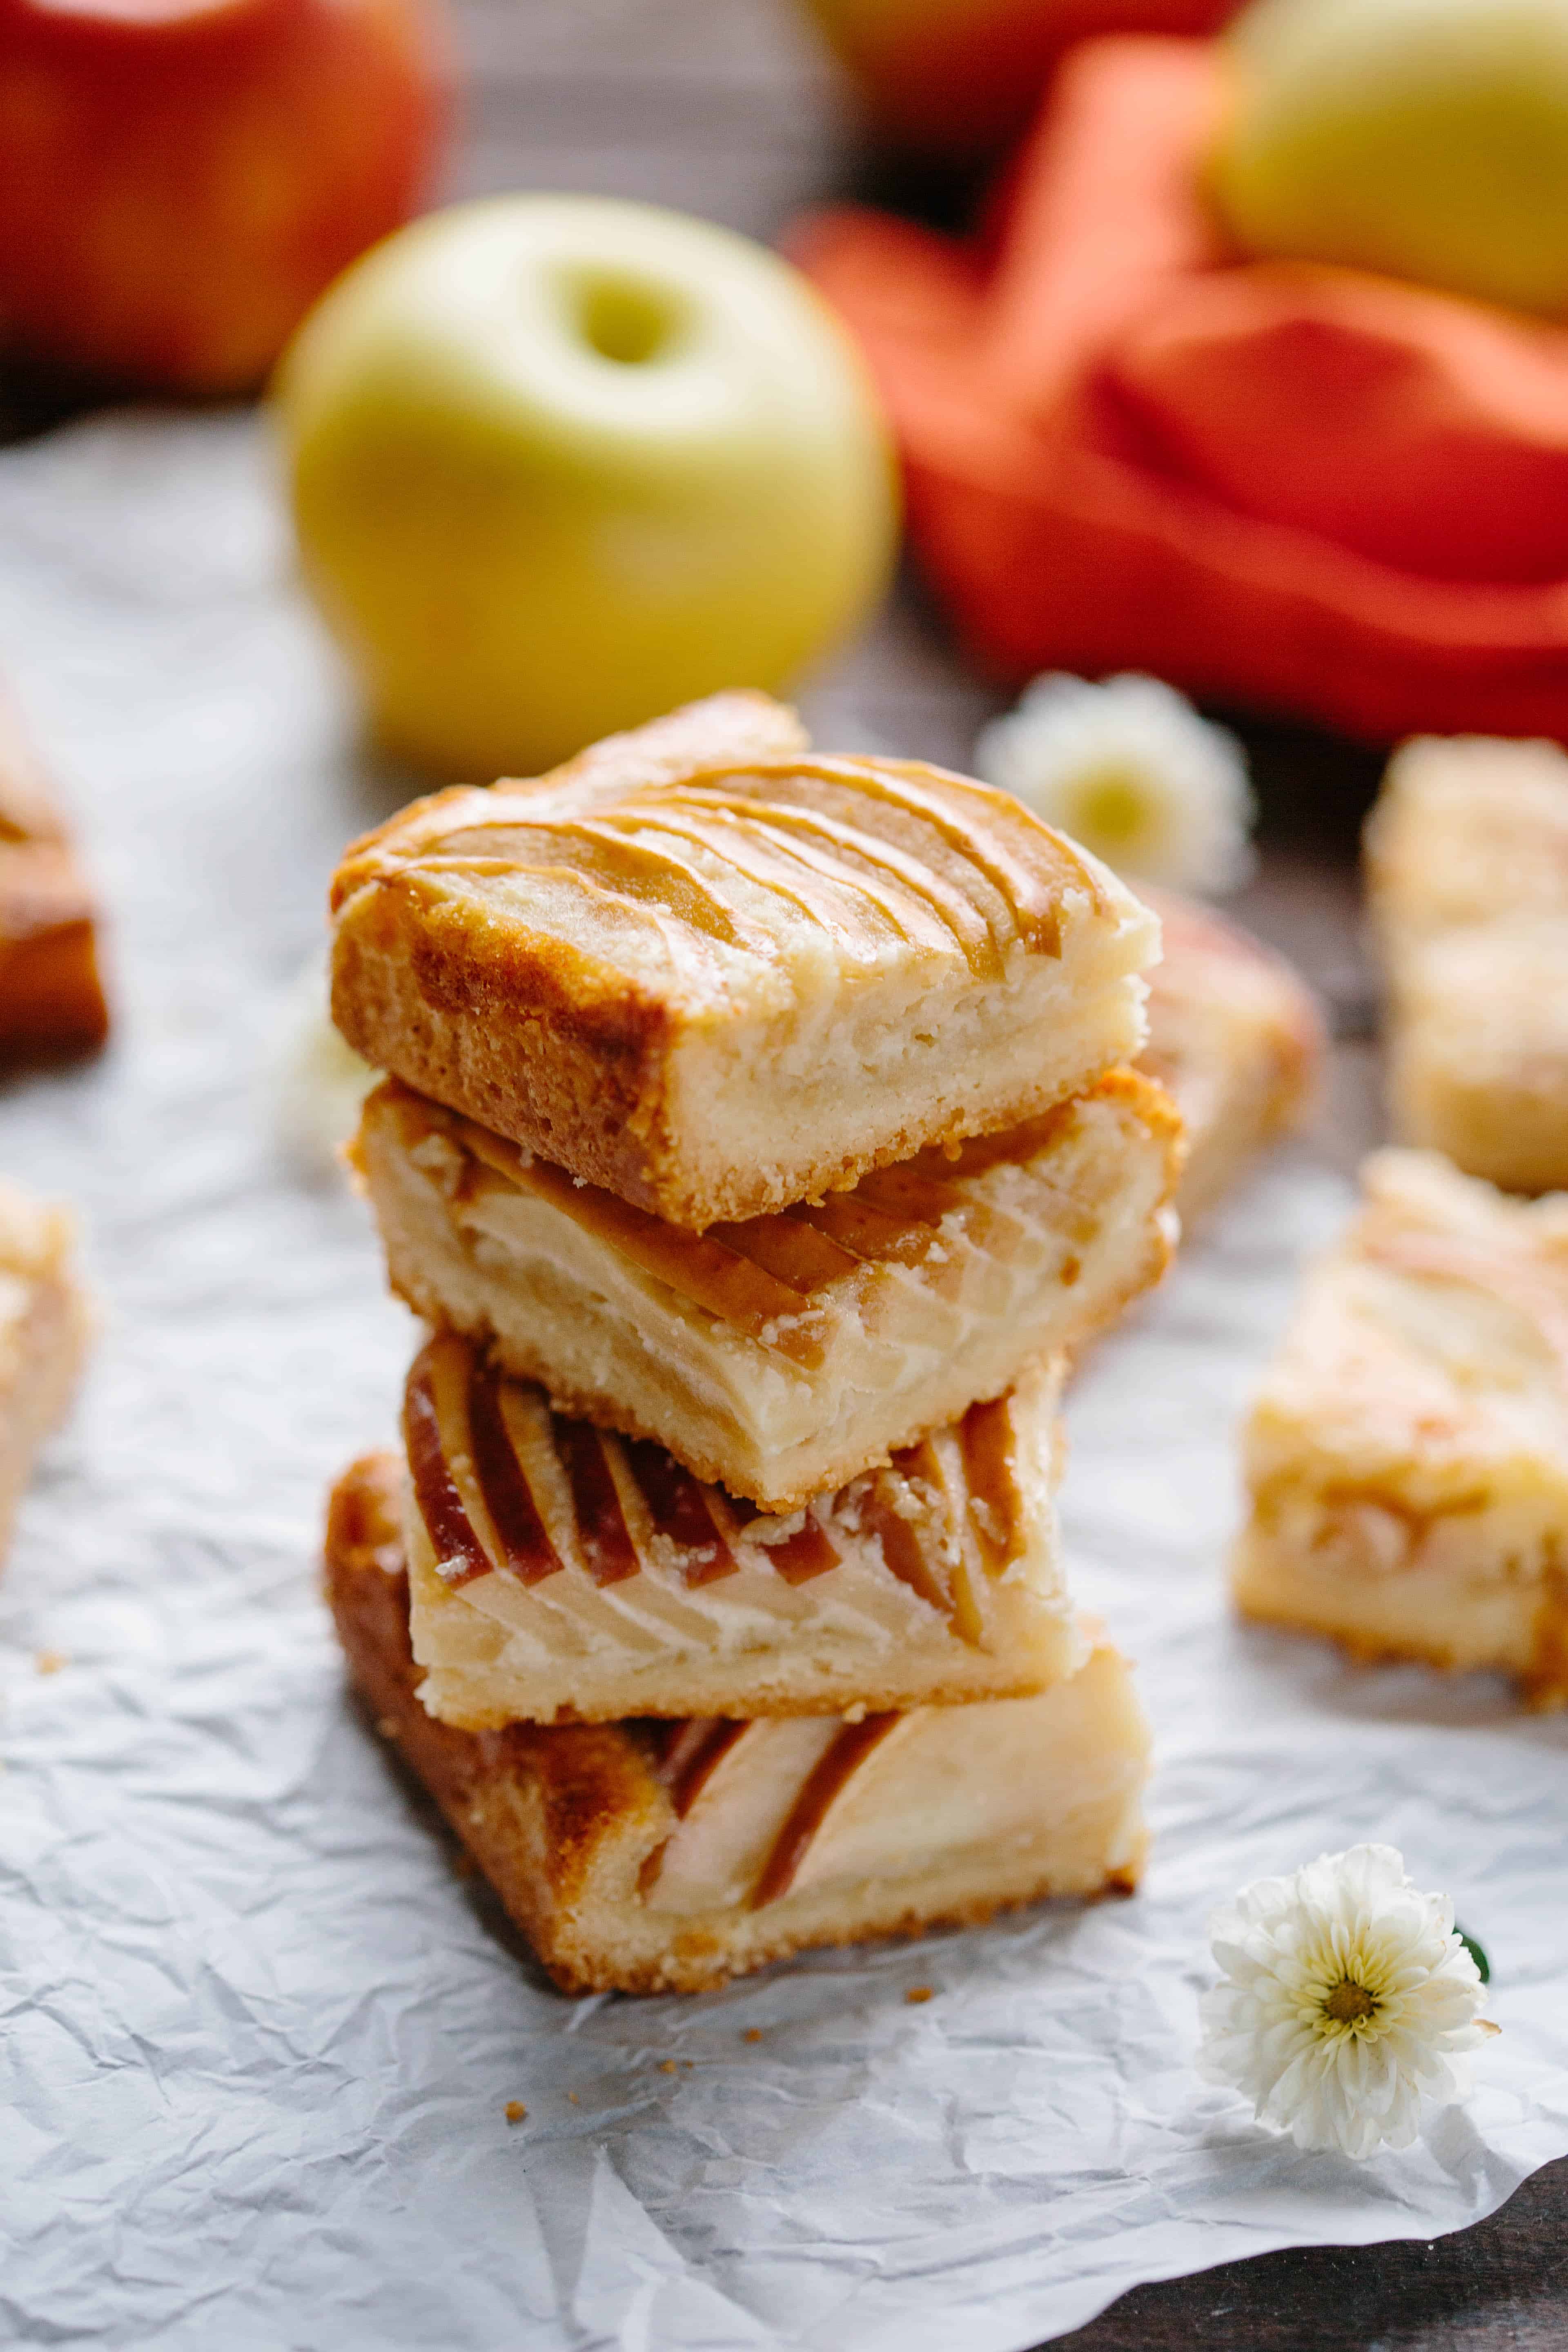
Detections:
[2, 414, 1566, 2352]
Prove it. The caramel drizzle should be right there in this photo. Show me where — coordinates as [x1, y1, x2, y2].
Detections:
[399, 749, 1094, 970]
[416, 824, 750, 951]
[723, 754, 1082, 956]
[748, 1715, 900, 1909]
[603, 802, 900, 960]
[883, 754, 1114, 944]
[661, 786, 999, 976]
[424, 798, 923, 967]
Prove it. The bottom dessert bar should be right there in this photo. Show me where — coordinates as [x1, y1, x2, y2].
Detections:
[1236, 1149, 1568, 1706]
[0, 1178, 91, 1564]
[327, 1452, 1151, 1995]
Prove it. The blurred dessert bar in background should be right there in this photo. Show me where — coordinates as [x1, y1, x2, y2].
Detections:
[1139, 887, 1323, 1226]
[328, 692, 1160, 1230]
[353, 1066, 1180, 1510]
[0, 692, 109, 1067]
[326, 1450, 1150, 1996]
[1368, 736, 1568, 1194]
[1235, 1149, 1568, 1707]
[0, 1178, 90, 1564]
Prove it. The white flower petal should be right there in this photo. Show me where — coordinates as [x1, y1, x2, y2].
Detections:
[975, 671, 1255, 896]
[1197, 1843, 1494, 2160]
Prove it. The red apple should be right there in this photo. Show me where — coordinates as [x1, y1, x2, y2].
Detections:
[802, 0, 1242, 156]
[0, 0, 448, 395]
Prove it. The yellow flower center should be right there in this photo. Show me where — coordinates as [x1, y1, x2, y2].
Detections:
[1323, 1978, 1379, 2026]
[1073, 766, 1152, 849]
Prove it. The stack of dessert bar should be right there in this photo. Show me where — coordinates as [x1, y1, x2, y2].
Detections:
[323, 692, 1182, 1992]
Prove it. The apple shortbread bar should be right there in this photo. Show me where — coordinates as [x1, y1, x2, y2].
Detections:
[354, 1065, 1180, 1511]
[400, 1330, 1082, 1726]
[330, 693, 1160, 1230]
[1139, 887, 1323, 1226]
[1367, 734, 1568, 1192]
[0, 1179, 91, 1564]
[1236, 1148, 1568, 1703]
[326, 1449, 1149, 1993]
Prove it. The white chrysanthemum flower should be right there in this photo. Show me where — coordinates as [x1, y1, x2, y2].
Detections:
[1198, 1844, 1497, 2160]
[975, 672, 1255, 895]
[271, 953, 376, 1182]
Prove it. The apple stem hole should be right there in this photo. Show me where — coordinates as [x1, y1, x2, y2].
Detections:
[572, 272, 680, 366]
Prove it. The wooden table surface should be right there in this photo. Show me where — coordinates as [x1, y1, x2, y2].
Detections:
[4, 1, 1564, 2341]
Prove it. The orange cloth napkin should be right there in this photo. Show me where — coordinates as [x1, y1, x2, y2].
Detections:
[792, 37, 1568, 743]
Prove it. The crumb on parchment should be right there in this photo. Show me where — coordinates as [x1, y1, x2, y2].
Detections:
[906, 1987, 933, 2005]
[504, 2101, 526, 2125]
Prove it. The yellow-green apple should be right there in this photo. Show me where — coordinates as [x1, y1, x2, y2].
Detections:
[0, 0, 446, 395]
[274, 195, 900, 779]
[801, 0, 1241, 157]
[1214, 0, 1568, 317]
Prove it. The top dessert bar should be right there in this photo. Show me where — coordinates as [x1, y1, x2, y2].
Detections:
[0, 692, 109, 1068]
[330, 693, 1160, 1229]
[1367, 735, 1568, 1193]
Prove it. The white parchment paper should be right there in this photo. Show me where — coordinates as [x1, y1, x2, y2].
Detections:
[2, 413, 1566, 2352]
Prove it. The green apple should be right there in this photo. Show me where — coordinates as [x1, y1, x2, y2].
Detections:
[1214, 0, 1568, 317]
[274, 195, 900, 777]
